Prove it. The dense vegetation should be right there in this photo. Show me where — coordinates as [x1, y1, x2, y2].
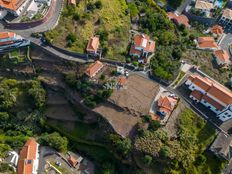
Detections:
[65, 73, 113, 108]
[45, 0, 130, 61]
[134, 108, 225, 174]
[129, 0, 194, 82]
[0, 78, 46, 156]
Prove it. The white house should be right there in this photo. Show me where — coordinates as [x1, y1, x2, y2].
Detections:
[186, 74, 232, 121]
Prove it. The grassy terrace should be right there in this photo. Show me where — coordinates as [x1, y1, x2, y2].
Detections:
[45, 0, 130, 61]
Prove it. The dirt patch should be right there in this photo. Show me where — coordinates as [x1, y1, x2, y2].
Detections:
[94, 102, 140, 137]
[162, 100, 187, 137]
[109, 74, 159, 116]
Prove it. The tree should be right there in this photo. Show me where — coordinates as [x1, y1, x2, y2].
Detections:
[110, 134, 132, 156]
[143, 155, 153, 166]
[95, 0, 103, 9]
[0, 112, 9, 121]
[65, 73, 77, 88]
[28, 81, 46, 108]
[149, 120, 161, 131]
[160, 146, 170, 158]
[128, 3, 139, 17]
[39, 132, 68, 152]
[66, 33, 76, 43]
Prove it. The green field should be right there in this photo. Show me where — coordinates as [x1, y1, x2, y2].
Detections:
[45, 0, 130, 61]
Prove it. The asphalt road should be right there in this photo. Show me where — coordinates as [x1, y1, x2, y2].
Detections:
[175, 0, 192, 15]
[0, 0, 63, 37]
[219, 33, 232, 53]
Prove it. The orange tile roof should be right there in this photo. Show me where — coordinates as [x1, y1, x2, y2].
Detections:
[211, 25, 224, 36]
[188, 74, 232, 106]
[191, 75, 212, 91]
[85, 61, 103, 77]
[190, 90, 203, 100]
[207, 83, 232, 106]
[68, 155, 78, 167]
[157, 96, 177, 114]
[129, 45, 141, 55]
[213, 50, 230, 63]
[118, 76, 126, 86]
[133, 34, 155, 53]
[17, 138, 38, 174]
[167, 12, 190, 27]
[202, 95, 225, 111]
[0, 0, 26, 11]
[86, 36, 99, 53]
[197, 37, 218, 49]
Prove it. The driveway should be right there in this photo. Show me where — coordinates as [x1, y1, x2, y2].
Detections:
[219, 33, 232, 54]
[175, 0, 192, 15]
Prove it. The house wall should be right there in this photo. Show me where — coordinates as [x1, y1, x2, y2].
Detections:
[15, 0, 31, 16]
[190, 95, 200, 102]
[218, 105, 232, 121]
[200, 98, 222, 114]
[33, 143, 39, 174]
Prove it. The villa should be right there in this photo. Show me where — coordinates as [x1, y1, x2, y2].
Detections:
[17, 138, 39, 174]
[86, 36, 100, 56]
[210, 25, 224, 37]
[0, 0, 31, 16]
[213, 49, 230, 66]
[219, 8, 232, 29]
[196, 37, 218, 50]
[167, 12, 190, 28]
[129, 33, 155, 62]
[85, 60, 104, 78]
[185, 74, 232, 121]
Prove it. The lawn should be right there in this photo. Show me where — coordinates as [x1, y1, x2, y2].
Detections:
[45, 0, 130, 61]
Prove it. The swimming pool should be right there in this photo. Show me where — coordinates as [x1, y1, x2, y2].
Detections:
[215, 0, 223, 8]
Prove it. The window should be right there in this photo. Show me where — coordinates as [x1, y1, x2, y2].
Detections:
[225, 113, 228, 115]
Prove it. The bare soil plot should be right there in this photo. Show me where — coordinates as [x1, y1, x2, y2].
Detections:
[94, 103, 140, 137]
[109, 74, 160, 116]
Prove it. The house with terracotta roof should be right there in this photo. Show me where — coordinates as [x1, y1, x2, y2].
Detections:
[219, 8, 232, 29]
[167, 12, 190, 28]
[213, 49, 231, 66]
[185, 74, 232, 121]
[157, 96, 178, 119]
[68, 155, 78, 168]
[210, 25, 224, 37]
[196, 37, 218, 50]
[118, 76, 127, 88]
[86, 36, 100, 56]
[0, 0, 30, 16]
[195, 0, 214, 11]
[129, 33, 155, 61]
[68, 0, 76, 6]
[17, 138, 39, 174]
[85, 60, 104, 78]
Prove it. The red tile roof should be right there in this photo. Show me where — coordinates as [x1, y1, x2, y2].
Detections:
[86, 36, 99, 53]
[211, 25, 224, 36]
[214, 50, 230, 63]
[197, 37, 218, 49]
[17, 138, 38, 174]
[202, 95, 224, 111]
[129, 45, 141, 55]
[0, 0, 26, 11]
[68, 155, 78, 167]
[167, 12, 190, 27]
[190, 90, 203, 101]
[188, 74, 232, 106]
[133, 34, 155, 53]
[85, 61, 103, 77]
[157, 96, 177, 115]
[118, 76, 126, 86]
